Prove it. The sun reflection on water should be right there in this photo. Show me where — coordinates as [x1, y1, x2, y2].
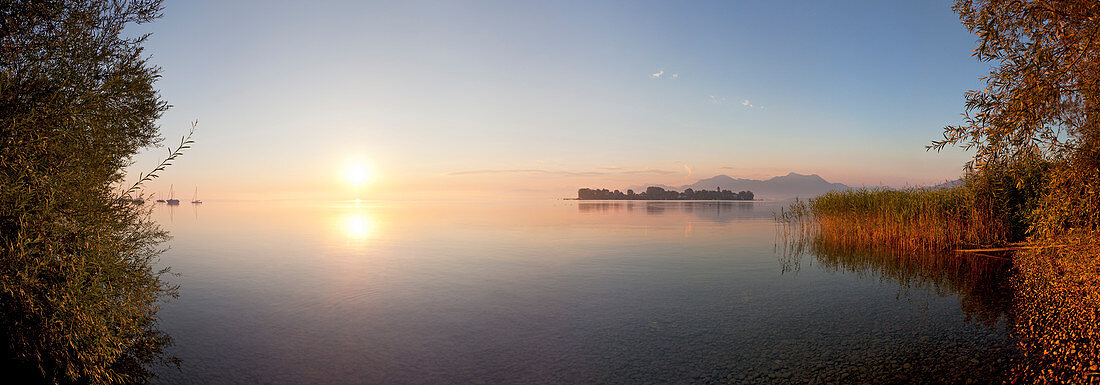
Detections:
[342, 212, 375, 240]
[330, 201, 382, 245]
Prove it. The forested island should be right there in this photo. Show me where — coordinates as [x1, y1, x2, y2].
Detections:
[578, 186, 753, 200]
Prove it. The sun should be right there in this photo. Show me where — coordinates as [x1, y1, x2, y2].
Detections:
[344, 162, 373, 187]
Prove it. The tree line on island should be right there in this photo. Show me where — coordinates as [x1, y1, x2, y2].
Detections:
[578, 186, 753, 200]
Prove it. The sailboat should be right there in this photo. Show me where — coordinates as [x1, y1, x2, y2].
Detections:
[191, 187, 202, 204]
[166, 184, 180, 205]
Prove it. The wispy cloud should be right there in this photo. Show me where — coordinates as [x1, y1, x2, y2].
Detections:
[448, 169, 604, 177]
[742, 99, 764, 109]
[684, 164, 693, 177]
[710, 95, 764, 109]
[620, 168, 677, 175]
[671, 73, 679, 79]
[449, 168, 676, 176]
[651, 70, 664, 78]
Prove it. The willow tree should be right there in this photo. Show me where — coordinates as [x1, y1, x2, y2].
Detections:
[931, 0, 1100, 239]
[0, 1, 180, 383]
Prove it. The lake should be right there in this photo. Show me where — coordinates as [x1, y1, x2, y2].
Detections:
[152, 200, 1014, 384]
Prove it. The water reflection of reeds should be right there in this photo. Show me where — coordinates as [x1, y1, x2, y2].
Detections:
[779, 236, 1014, 328]
[778, 226, 1100, 382]
[772, 233, 1018, 382]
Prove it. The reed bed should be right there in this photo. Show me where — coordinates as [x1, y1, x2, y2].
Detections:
[777, 185, 1011, 252]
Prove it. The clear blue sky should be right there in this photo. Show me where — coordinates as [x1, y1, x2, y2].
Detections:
[132, 0, 987, 200]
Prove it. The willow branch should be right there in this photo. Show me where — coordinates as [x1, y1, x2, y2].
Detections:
[120, 120, 196, 199]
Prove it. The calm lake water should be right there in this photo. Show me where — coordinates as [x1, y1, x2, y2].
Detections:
[152, 200, 1014, 384]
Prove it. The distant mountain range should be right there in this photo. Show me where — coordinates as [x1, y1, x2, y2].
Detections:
[629, 173, 850, 200]
[933, 178, 963, 189]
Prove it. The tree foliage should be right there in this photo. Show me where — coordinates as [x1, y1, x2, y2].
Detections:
[0, 1, 179, 383]
[932, 0, 1100, 167]
[933, 0, 1100, 239]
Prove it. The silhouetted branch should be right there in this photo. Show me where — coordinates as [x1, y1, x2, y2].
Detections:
[121, 120, 196, 199]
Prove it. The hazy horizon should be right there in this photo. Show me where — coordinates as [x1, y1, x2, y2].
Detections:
[137, 170, 962, 202]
